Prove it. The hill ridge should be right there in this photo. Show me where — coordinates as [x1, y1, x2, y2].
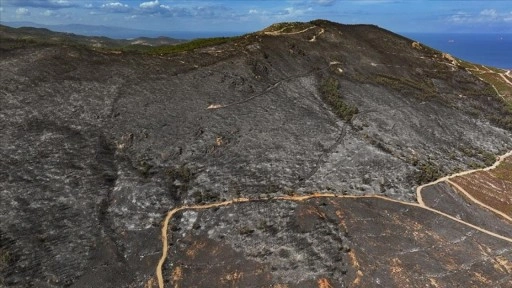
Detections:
[1, 19, 512, 287]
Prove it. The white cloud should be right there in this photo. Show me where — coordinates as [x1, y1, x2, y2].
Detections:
[312, 0, 336, 6]
[138, 0, 178, 15]
[278, 7, 312, 17]
[41, 9, 55, 16]
[448, 9, 510, 24]
[505, 12, 512, 22]
[140, 0, 160, 9]
[448, 11, 470, 23]
[192, 5, 229, 17]
[7, 0, 77, 9]
[101, 2, 131, 13]
[480, 9, 498, 19]
[102, 2, 128, 9]
[16, 7, 30, 16]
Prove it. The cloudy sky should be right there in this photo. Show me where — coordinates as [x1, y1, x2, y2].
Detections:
[1, 0, 511, 34]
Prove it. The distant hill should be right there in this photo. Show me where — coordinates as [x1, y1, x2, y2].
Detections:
[1, 21, 246, 40]
[0, 24, 184, 50]
[1, 20, 512, 288]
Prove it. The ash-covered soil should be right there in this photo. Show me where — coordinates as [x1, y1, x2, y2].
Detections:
[421, 182, 512, 238]
[451, 156, 512, 218]
[1, 20, 512, 287]
[165, 197, 512, 287]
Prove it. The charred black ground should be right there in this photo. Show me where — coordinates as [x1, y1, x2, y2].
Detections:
[1, 20, 512, 287]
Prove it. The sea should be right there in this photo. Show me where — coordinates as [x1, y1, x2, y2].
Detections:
[403, 33, 512, 70]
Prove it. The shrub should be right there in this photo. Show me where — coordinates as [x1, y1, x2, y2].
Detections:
[415, 160, 443, 184]
[148, 37, 236, 55]
[166, 165, 194, 201]
[481, 151, 497, 167]
[320, 77, 358, 121]
[374, 73, 436, 98]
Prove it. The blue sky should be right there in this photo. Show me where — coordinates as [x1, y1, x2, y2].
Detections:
[1, 0, 511, 34]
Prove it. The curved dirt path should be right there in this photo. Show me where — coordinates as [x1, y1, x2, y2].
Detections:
[263, 26, 316, 36]
[309, 28, 325, 42]
[464, 66, 511, 100]
[155, 40, 512, 287]
[445, 179, 512, 222]
[500, 72, 512, 86]
[155, 194, 512, 288]
[155, 150, 512, 288]
[416, 150, 512, 208]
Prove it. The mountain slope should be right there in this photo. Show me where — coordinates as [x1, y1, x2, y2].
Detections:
[1, 20, 511, 287]
[0, 24, 183, 50]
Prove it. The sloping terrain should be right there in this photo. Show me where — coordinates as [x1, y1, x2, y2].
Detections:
[0, 24, 182, 50]
[420, 182, 512, 238]
[451, 155, 512, 218]
[162, 197, 512, 287]
[1, 20, 512, 287]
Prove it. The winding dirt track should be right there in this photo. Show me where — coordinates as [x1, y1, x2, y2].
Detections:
[416, 150, 512, 215]
[153, 28, 512, 288]
[500, 71, 512, 86]
[263, 26, 317, 36]
[445, 179, 512, 222]
[465, 66, 511, 100]
[154, 151, 512, 288]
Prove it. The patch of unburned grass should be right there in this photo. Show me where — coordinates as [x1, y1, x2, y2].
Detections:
[492, 158, 512, 181]
[458, 60, 512, 104]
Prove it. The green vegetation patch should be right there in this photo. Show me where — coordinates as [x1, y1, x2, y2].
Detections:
[459, 146, 497, 167]
[415, 160, 444, 185]
[320, 77, 358, 121]
[489, 114, 512, 131]
[458, 60, 512, 105]
[191, 190, 220, 204]
[146, 37, 237, 55]
[493, 159, 512, 181]
[374, 73, 436, 98]
[475, 73, 511, 98]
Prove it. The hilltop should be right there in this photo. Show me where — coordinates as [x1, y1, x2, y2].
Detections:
[1, 20, 511, 287]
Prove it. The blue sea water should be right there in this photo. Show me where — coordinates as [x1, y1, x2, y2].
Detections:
[403, 33, 512, 70]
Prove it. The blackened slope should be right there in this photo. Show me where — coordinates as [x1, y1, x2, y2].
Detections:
[163, 197, 512, 287]
[421, 182, 512, 238]
[1, 20, 512, 287]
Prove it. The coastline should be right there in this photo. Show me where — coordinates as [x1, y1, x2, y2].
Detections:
[403, 32, 512, 69]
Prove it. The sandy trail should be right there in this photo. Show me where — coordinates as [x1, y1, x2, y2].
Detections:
[154, 151, 512, 288]
[263, 26, 316, 36]
[416, 150, 512, 217]
[156, 40, 512, 287]
[309, 28, 325, 42]
[500, 72, 512, 86]
[445, 179, 512, 223]
[465, 66, 509, 100]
